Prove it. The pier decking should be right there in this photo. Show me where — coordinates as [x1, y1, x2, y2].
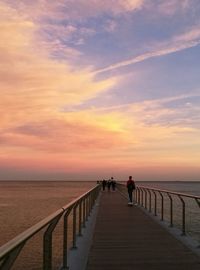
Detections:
[86, 191, 200, 270]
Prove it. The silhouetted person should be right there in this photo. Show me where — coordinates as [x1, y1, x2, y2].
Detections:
[102, 179, 107, 191]
[111, 177, 116, 191]
[126, 176, 136, 205]
[107, 179, 111, 191]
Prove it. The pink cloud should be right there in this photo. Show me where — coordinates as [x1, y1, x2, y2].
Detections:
[2, 0, 144, 21]
[0, 118, 128, 153]
[0, 1, 117, 132]
[157, 0, 191, 16]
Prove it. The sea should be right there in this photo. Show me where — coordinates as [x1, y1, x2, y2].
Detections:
[0, 180, 199, 269]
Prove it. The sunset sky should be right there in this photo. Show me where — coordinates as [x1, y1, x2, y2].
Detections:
[1, 0, 200, 181]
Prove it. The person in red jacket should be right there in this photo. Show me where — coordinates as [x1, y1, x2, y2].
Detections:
[126, 176, 136, 205]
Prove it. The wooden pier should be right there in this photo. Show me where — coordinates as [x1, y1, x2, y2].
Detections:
[86, 191, 200, 270]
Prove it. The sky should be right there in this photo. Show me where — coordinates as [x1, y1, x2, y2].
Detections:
[0, 0, 200, 181]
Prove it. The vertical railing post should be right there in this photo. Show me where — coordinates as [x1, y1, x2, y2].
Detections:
[159, 191, 164, 221]
[85, 196, 87, 221]
[89, 193, 92, 215]
[43, 213, 63, 270]
[144, 189, 147, 209]
[138, 188, 141, 205]
[195, 198, 200, 208]
[85, 196, 88, 221]
[152, 190, 157, 216]
[167, 193, 173, 227]
[141, 188, 144, 207]
[147, 189, 151, 212]
[135, 188, 138, 202]
[79, 200, 82, 236]
[87, 194, 90, 217]
[178, 196, 186, 235]
[88, 194, 90, 215]
[82, 197, 86, 228]
[62, 208, 72, 270]
[86, 195, 89, 220]
[91, 190, 95, 209]
[72, 204, 78, 249]
[0, 243, 25, 270]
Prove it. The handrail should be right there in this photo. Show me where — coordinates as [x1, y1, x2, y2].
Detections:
[0, 208, 64, 259]
[138, 185, 200, 200]
[116, 183, 200, 237]
[0, 184, 101, 270]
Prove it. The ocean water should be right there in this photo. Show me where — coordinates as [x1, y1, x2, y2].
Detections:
[0, 181, 95, 270]
[0, 181, 95, 246]
[137, 181, 200, 196]
[0, 180, 199, 269]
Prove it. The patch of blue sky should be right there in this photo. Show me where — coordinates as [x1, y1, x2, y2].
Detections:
[62, 41, 200, 114]
[164, 96, 200, 109]
[69, 19, 136, 68]
[38, 5, 200, 72]
[101, 43, 200, 99]
[123, 12, 186, 43]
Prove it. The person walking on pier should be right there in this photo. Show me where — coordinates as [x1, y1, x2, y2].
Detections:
[126, 176, 136, 205]
[107, 179, 111, 191]
[111, 177, 116, 191]
[102, 179, 107, 191]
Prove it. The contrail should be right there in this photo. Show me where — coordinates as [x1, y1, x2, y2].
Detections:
[94, 39, 200, 74]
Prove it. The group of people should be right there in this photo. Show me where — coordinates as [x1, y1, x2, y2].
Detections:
[101, 177, 116, 191]
[100, 176, 136, 205]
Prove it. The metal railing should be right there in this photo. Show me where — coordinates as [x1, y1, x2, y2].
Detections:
[117, 183, 200, 237]
[0, 185, 100, 270]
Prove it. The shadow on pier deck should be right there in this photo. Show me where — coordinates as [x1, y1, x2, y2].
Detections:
[86, 191, 200, 270]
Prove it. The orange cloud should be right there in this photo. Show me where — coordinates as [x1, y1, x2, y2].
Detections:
[0, 2, 116, 131]
[0, 116, 129, 154]
[1, 1, 200, 180]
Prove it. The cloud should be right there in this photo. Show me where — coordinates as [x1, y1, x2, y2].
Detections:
[0, 111, 130, 154]
[95, 25, 200, 73]
[78, 93, 200, 158]
[157, 0, 191, 16]
[2, 0, 144, 21]
[94, 92, 200, 128]
[39, 23, 96, 55]
[1, 1, 200, 178]
[104, 19, 118, 32]
[1, 90, 200, 174]
[0, 2, 117, 129]
[128, 96, 200, 129]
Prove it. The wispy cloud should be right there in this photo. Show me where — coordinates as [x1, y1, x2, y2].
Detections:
[0, 2, 117, 125]
[3, 0, 144, 21]
[95, 25, 200, 73]
[157, 0, 190, 16]
[1, 1, 200, 179]
[128, 95, 200, 129]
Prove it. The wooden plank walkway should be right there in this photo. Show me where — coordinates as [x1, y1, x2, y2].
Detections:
[86, 191, 200, 270]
